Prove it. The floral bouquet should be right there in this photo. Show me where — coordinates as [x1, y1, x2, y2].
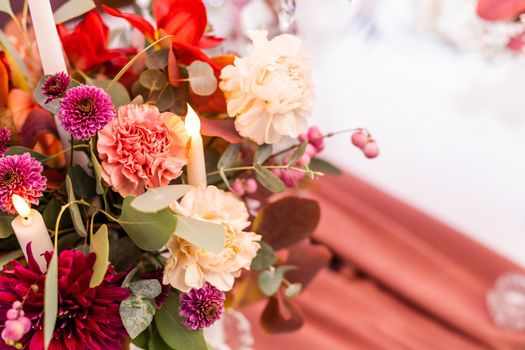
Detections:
[0, 0, 378, 349]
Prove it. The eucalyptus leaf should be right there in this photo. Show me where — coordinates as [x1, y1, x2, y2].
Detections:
[130, 279, 162, 299]
[131, 185, 192, 213]
[44, 253, 58, 350]
[250, 241, 275, 271]
[146, 49, 169, 70]
[217, 144, 240, 170]
[254, 144, 273, 165]
[119, 197, 177, 251]
[140, 69, 167, 91]
[0, 250, 22, 269]
[54, 0, 96, 24]
[0, 0, 14, 17]
[155, 293, 207, 350]
[89, 147, 104, 195]
[187, 61, 217, 96]
[308, 158, 341, 175]
[89, 225, 109, 288]
[287, 142, 307, 167]
[65, 175, 86, 237]
[120, 296, 155, 339]
[92, 80, 130, 107]
[284, 283, 302, 298]
[0, 212, 14, 238]
[69, 165, 96, 199]
[258, 266, 295, 296]
[155, 85, 176, 111]
[148, 328, 174, 350]
[254, 164, 285, 193]
[175, 216, 225, 255]
[5, 147, 47, 162]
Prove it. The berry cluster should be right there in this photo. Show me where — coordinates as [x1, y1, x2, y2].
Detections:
[1, 301, 31, 348]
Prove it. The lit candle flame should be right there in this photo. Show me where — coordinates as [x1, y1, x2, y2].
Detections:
[12, 195, 31, 218]
[185, 105, 201, 137]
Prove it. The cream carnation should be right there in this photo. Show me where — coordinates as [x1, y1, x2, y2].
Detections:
[164, 186, 261, 292]
[97, 104, 189, 197]
[219, 30, 314, 145]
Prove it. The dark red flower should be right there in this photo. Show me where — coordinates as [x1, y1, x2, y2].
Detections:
[477, 0, 525, 20]
[58, 10, 135, 73]
[103, 0, 222, 69]
[0, 246, 130, 350]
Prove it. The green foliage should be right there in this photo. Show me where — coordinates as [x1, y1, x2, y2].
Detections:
[92, 80, 130, 107]
[129, 279, 162, 299]
[0, 212, 14, 238]
[120, 296, 156, 339]
[0, 250, 22, 269]
[250, 241, 276, 271]
[175, 216, 226, 255]
[54, 0, 96, 24]
[155, 293, 208, 350]
[65, 175, 86, 237]
[5, 146, 47, 162]
[69, 165, 96, 199]
[253, 144, 273, 165]
[308, 157, 341, 175]
[119, 197, 177, 251]
[254, 164, 285, 193]
[0, 0, 14, 17]
[287, 142, 307, 167]
[140, 69, 167, 91]
[44, 253, 58, 350]
[89, 142, 104, 195]
[89, 225, 109, 288]
[131, 185, 192, 213]
[284, 283, 302, 298]
[146, 49, 169, 70]
[258, 266, 295, 296]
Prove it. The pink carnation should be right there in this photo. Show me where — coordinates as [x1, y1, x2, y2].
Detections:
[97, 104, 189, 197]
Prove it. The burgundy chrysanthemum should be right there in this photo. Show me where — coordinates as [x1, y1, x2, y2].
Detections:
[0, 128, 10, 157]
[42, 72, 71, 104]
[0, 153, 46, 214]
[179, 283, 225, 330]
[0, 246, 130, 350]
[58, 85, 116, 140]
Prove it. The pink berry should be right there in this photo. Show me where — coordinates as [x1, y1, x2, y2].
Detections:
[2, 320, 24, 341]
[230, 180, 245, 197]
[363, 141, 379, 158]
[244, 179, 257, 193]
[304, 143, 317, 159]
[298, 133, 308, 142]
[11, 301, 21, 310]
[351, 130, 368, 149]
[307, 126, 323, 140]
[6, 309, 18, 320]
[18, 317, 31, 334]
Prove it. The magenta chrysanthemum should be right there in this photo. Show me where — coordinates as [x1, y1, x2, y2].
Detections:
[0, 128, 10, 157]
[0, 247, 130, 350]
[0, 153, 46, 214]
[179, 283, 225, 330]
[42, 72, 71, 103]
[58, 85, 116, 140]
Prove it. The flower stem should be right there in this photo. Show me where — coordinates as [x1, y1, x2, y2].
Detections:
[207, 165, 323, 177]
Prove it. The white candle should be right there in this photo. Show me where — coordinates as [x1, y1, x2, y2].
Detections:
[185, 105, 207, 187]
[10, 195, 54, 272]
[27, 0, 73, 153]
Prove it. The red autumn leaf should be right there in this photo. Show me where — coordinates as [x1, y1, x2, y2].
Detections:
[260, 293, 304, 333]
[168, 47, 180, 86]
[0, 59, 8, 107]
[477, 0, 525, 20]
[254, 197, 321, 250]
[19, 107, 58, 149]
[284, 239, 332, 288]
[199, 118, 242, 144]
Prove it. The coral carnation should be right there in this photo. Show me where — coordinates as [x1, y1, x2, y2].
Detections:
[164, 186, 261, 292]
[0, 247, 130, 350]
[220, 30, 314, 144]
[0, 153, 46, 214]
[58, 85, 116, 140]
[97, 104, 189, 197]
[179, 283, 225, 330]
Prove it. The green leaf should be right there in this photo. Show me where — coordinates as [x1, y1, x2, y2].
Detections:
[54, 0, 96, 24]
[253, 144, 273, 165]
[146, 49, 169, 70]
[130, 279, 162, 299]
[44, 252, 58, 350]
[5, 146, 47, 162]
[65, 175, 86, 237]
[119, 197, 177, 251]
[120, 296, 156, 339]
[284, 283, 302, 298]
[89, 225, 109, 288]
[250, 241, 275, 271]
[155, 85, 176, 111]
[175, 216, 225, 255]
[131, 329, 150, 348]
[254, 164, 285, 193]
[131, 185, 192, 213]
[90, 146, 104, 195]
[92, 80, 130, 107]
[69, 165, 96, 199]
[148, 327, 175, 350]
[187, 61, 217, 96]
[0, 250, 23, 269]
[140, 69, 167, 91]
[0, 0, 14, 17]
[287, 142, 307, 167]
[258, 266, 295, 297]
[308, 158, 341, 175]
[0, 212, 14, 238]
[155, 293, 207, 350]
[217, 144, 240, 170]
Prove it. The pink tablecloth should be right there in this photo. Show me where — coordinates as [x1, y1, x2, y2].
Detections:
[244, 173, 525, 350]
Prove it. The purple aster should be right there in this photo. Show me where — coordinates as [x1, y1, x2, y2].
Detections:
[0, 153, 46, 214]
[58, 85, 116, 140]
[41, 72, 71, 103]
[179, 283, 225, 330]
[0, 128, 11, 157]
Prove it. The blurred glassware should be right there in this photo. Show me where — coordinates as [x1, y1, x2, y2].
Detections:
[487, 273, 525, 331]
[204, 309, 255, 350]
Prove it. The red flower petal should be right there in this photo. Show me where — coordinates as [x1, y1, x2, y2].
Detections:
[477, 0, 525, 20]
[102, 5, 155, 39]
[199, 35, 224, 49]
[161, 0, 207, 45]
